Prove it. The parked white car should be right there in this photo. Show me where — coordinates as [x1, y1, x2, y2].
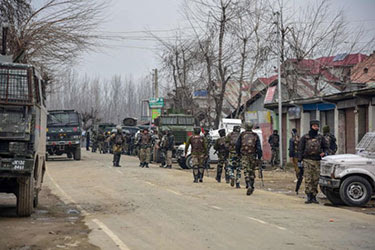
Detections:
[176, 128, 263, 169]
[319, 132, 375, 206]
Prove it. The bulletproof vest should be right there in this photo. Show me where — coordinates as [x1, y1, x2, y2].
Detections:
[240, 131, 257, 154]
[304, 135, 322, 156]
[190, 135, 204, 153]
[271, 134, 279, 146]
[228, 132, 240, 152]
[140, 133, 151, 145]
[115, 134, 123, 145]
[215, 137, 227, 153]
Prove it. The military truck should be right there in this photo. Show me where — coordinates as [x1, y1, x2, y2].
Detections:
[46, 110, 82, 160]
[0, 62, 47, 216]
[319, 132, 375, 206]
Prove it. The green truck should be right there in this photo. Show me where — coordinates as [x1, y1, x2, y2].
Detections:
[0, 62, 47, 216]
[46, 110, 82, 160]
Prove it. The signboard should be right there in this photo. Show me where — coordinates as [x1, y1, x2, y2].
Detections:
[149, 97, 164, 108]
[264, 86, 276, 104]
[152, 109, 161, 120]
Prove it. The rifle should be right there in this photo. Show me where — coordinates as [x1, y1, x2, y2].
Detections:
[257, 159, 264, 188]
[295, 166, 304, 194]
[204, 154, 210, 177]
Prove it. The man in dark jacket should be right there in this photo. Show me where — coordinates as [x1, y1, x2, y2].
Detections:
[268, 130, 280, 167]
[323, 125, 337, 155]
[162, 129, 175, 169]
[298, 120, 328, 204]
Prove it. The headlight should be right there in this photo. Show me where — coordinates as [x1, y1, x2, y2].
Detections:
[47, 136, 50, 140]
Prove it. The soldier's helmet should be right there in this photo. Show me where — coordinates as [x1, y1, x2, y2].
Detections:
[233, 125, 241, 132]
[218, 129, 226, 137]
[310, 120, 320, 127]
[116, 125, 122, 132]
[244, 122, 253, 131]
[193, 127, 201, 135]
[323, 125, 330, 134]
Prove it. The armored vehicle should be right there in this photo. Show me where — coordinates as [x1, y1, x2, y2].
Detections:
[0, 62, 47, 216]
[319, 132, 375, 206]
[46, 110, 81, 160]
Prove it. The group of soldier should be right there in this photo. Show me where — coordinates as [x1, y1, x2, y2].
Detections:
[185, 122, 262, 196]
[86, 119, 337, 203]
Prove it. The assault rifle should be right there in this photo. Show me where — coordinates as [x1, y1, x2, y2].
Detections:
[295, 166, 304, 195]
[256, 159, 265, 188]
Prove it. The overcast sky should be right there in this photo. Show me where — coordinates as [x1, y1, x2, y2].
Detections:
[75, 0, 375, 80]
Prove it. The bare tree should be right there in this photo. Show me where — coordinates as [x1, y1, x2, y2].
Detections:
[1, 0, 108, 83]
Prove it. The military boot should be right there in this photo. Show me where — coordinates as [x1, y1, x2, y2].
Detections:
[247, 179, 254, 196]
[216, 172, 221, 183]
[311, 195, 319, 204]
[145, 163, 149, 168]
[199, 172, 203, 182]
[230, 177, 235, 187]
[245, 180, 250, 189]
[236, 183, 240, 189]
[193, 171, 198, 183]
[225, 172, 230, 183]
[305, 194, 313, 204]
[166, 165, 172, 169]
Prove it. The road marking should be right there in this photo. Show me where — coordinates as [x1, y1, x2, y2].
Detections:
[166, 188, 182, 196]
[47, 171, 131, 250]
[211, 206, 223, 210]
[92, 219, 131, 250]
[247, 216, 287, 231]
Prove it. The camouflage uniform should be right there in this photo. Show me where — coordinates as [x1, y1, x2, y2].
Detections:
[139, 130, 152, 168]
[298, 120, 328, 203]
[323, 125, 337, 155]
[288, 129, 300, 178]
[225, 126, 241, 188]
[111, 128, 125, 167]
[213, 129, 229, 183]
[185, 128, 207, 183]
[236, 123, 262, 195]
[97, 131, 105, 154]
[164, 132, 174, 169]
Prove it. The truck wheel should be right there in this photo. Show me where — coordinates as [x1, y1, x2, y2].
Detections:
[185, 155, 193, 169]
[339, 176, 372, 207]
[325, 189, 345, 206]
[74, 147, 81, 161]
[17, 177, 34, 217]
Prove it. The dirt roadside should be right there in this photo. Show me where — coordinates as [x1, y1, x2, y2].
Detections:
[0, 187, 99, 250]
[191, 164, 375, 216]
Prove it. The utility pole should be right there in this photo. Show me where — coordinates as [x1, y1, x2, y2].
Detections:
[275, 11, 283, 169]
[153, 68, 158, 98]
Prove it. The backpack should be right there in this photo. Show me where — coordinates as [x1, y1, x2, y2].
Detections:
[240, 132, 257, 154]
[228, 132, 240, 152]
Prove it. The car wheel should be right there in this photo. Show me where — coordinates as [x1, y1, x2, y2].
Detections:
[339, 176, 372, 207]
[325, 189, 345, 206]
[185, 155, 193, 169]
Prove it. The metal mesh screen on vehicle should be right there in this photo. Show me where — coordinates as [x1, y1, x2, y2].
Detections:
[0, 67, 32, 104]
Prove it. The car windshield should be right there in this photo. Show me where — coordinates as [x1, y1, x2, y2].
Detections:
[48, 112, 79, 126]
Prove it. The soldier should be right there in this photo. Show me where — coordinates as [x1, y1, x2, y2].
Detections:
[236, 122, 262, 195]
[138, 128, 152, 168]
[226, 125, 242, 188]
[298, 120, 328, 204]
[110, 125, 125, 167]
[97, 130, 105, 154]
[86, 130, 90, 151]
[268, 130, 280, 167]
[323, 125, 337, 155]
[213, 129, 229, 183]
[91, 130, 98, 152]
[288, 128, 300, 180]
[185, 127, 207, 183]
[162, 129, 175, 169]
[158, 130, 166, 168]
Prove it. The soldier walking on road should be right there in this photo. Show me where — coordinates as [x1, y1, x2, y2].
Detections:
[185, 127, 207, 183]
[213, 129, 229, 183]
[226, 125, 242, 188]
[110, 125, 125, 167]
[289, 128, 300, 180]
[298, 120, 328, 204]
[163, 129, 175, 169]
[323, 125, 337, 155]
[138, 128, 152, 168]
[268, 130, 280, 167]
[236, 123, 262, 196]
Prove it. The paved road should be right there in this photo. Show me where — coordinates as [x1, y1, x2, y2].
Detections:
[45, 151, 375, 250]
